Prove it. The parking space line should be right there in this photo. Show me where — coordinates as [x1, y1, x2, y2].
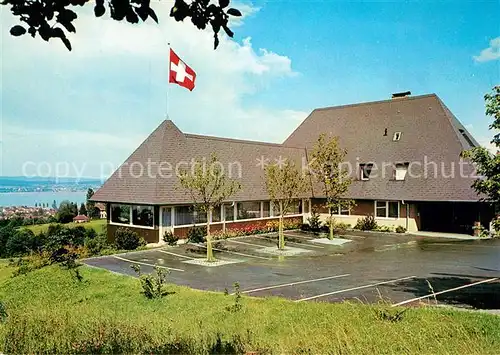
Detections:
[158, 250, 193, 259]
[238, 274, 351, 295]
[284, 233, 314, 240]
[392, 277, 499, 307]
[193, 243, 271, 260]
[252, 236, 325, 249]
[295, 275, 416, 302]
[223, 239, 266, 248]
[112, 255, 185, 272]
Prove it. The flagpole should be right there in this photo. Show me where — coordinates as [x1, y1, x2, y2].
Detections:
[166, 42, 171, 119]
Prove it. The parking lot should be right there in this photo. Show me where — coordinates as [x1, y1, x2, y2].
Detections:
[84, 231, 500, 310]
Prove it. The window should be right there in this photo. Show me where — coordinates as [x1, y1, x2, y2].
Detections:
[303, 199, 310, 214]
[211, 206, 221, 223]
[175, 206, 194, 226]
[237, 201, 261, 220]
[162, 207, 171, 227]
[360, 163, 374, 180]
[111, 204, 130, 224]
[332, 203, 350, 215]
[224, 204, 234, 221]
[194, 210, 207, 224]
[132, 205, 154, 227]
[375, 201, 399, 218]
[285, 200, 301, 215]
[262, 201, 270, 217]
[393, 132, 402, 141]
[394, 163, 409, 181]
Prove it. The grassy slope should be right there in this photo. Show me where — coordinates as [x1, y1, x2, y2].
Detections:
[0, 264, 499, 354]
[23, 219, 106, 234]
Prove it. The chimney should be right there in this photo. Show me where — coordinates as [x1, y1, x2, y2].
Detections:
[391, 91, 411, 99]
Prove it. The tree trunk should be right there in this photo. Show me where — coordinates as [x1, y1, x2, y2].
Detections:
[278, 201, 285, 250]
[206, 207, 215, 262]
[329, 208, 334, 240]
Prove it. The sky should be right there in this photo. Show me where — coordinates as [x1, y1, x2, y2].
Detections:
[0, 0, 499, 179]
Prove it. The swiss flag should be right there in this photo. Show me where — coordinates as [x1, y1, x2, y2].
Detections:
[169, 48, 196, 91]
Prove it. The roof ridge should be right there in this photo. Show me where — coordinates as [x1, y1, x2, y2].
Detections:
[185, 133, 284, 147]
[313, 93, 438, 112]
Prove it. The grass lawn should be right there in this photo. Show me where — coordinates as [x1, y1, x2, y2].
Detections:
[22, 219, 106, 234]
[0, 264, 499, 354]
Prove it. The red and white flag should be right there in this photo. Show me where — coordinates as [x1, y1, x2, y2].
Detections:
[169, 48, 196, 91]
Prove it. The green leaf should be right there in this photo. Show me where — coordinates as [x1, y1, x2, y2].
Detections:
[227, 8, 241, 16]
[10, 25, 26, 36]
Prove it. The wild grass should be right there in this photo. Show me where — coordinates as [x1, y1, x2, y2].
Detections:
[0, 263, 499, 354]
[22, 219, 106, 234]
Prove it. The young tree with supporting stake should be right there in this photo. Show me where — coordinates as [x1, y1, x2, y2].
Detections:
[178, 153, 241, 262]
[265, 160, 309, 250]
[309, 133, 354, 239]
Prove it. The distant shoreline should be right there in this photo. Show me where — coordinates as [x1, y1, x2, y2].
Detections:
[0, 191, 89, 208]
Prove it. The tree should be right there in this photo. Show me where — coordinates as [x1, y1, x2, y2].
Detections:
[265, 160, 309, 250]
[3, 0, 242, 51]
[52, 200, 57, 210]
[79, 203, 87, 216]
[178, 153, 241, 262]
[86, 188, 97, 218]
[57, 200, 77, 223]
[309, 133, 354, 239]
[462, 86, 500, 231]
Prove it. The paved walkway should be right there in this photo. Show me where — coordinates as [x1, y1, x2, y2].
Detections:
[409, 231, 488, 240]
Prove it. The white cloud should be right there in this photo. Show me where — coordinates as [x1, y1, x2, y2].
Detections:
[0, 2, 307, 177]
[473, 37, 500, 62]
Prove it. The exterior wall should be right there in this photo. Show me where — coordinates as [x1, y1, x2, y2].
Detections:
[107, 223, 160, 244]
[309, 199, 419, 232]
[173, 216, 302, 238]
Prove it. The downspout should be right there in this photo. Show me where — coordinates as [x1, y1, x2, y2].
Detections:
[403, 200, 409, 231]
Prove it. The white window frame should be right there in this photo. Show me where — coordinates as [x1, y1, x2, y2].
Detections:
[394, 163, 409, 181]
[331, 205, 350, 216]
[374, 201, 400, 219]
[110, 203, 155, 230]
[393, 132, 402, 141]
[360, 163, 373, 181]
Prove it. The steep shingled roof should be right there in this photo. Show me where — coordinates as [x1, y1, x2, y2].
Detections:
[283, 94, 480, 201]
[91, 120, 308, 204]
[92, 94, 481, 204]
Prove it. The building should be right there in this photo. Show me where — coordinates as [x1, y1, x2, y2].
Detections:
[73, 214, 90, 223]
[91, 93, 495, 243]
[95, 203, 107, 219]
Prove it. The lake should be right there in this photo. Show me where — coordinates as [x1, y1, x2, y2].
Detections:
[0, 191, 88, 207]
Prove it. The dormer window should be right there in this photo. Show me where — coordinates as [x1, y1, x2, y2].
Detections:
[394, 163, 409, 181]
[360, 163, 374, 180]
[393, 132, 402, 141]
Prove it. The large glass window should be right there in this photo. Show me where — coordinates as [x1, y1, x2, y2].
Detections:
[303, 199, 310, 214]
[132, 205, 154, 227]
[211, 206, 222, 222]
[286, 200, 301, 215]
[263, 201, 270, 218]
[224, 204, 234, 221]
[194, 210, 207, 224]
[375, 201, 399, 218]
[111, 204, 130, 224]
[175, 206, 194, 226]
[237, 201, 261, 220]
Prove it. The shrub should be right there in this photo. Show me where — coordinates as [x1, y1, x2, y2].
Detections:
[307, 209, 321, 231]
[376, 225, 394, 233]
[163, 231, 179, 246]
[115, 228, 145, 250]
[492, 219, 500, 237]
[395, 225, 407, 234]
[0, 301, 7, 323]
[0, 226, 14, 257]
[131, 264, 169, 299]
[334, 222, 351, 234]
[354, 215, 378, 231]
[187, 226, 206, 243]
[300, 223, 311, 232]
[84, 233, 109, 255]
[5, 229, 37, 257]
[9, 251, 51, 277]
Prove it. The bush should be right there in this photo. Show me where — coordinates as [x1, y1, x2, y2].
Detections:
[395, 225, 407, 234]
[131, 264, 169, 299]
[115, 228, 145, 250]
[163, 231, 179, 246]
[354, 215, 378, 231]
[300, 223, 310, 232]
[84, 233, 110, 255]
[334, 222, 351, 234]
[376, 225, 394, 233]
[307, 209, 321, 231]
[5, 229, 37, 257]
[187, 226, 206, 243]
